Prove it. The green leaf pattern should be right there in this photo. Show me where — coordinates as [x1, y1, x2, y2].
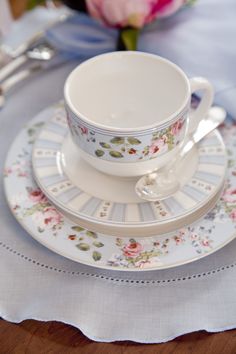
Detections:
[76, 243, 90, 251]
[95, 149, 105, 157]
[72, 226, 84, 232]
[99, 142, 111, 149]
[92, 118, 186, 160]
[69, 228, 104, 262]
[93, 241, 104, 248]
[92, 251, 102, 261]
[110, 137, 125, 145]
[109, 151, 124, 158]
[127, 137, 141, 145]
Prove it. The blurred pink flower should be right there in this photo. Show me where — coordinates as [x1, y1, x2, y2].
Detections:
[43, 207, 63, 227]
[171, 118, 184, 135]
[136, 257, 162, 268]
[4, 167, 12, 176]
[86, 0, 186, 29]
[230, 209, 236, 221]
[18, 171, 28, 178]
[149, 135, 167, 154]
[79, 125, 88, 135]
[222, 188, 236, 204]
[174, 235, 185, 245]
[201, 239, 210, 247]
[29, 189, 47, 203]
[32, 207, 63, 230]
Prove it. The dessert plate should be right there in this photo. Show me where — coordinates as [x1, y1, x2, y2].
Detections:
[3, 102, 236, 271]
[32, 103, 227, 236]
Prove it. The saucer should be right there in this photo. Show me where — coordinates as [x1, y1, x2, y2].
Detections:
[4, 102, 236, 271]
[32, 103, 227, 237]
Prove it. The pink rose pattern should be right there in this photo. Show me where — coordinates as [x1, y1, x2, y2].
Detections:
[171, 119, 184, 136]
[80, 125, 88, 135]
[32, 207, 63, 231]
[42, 207, 63, 227]
[222, 188, 236, 204]
[230, 209, 236, 221]
[149, 135, 168, 154]
[122, 240, 143, 258]
[28, 189, 47, 203]
[108, 228, 215, 268]
[25, 188, 63, 232]
[4, 161, 28, 178]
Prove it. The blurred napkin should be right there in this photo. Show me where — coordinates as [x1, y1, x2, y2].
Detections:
[46, 12, 118, 58]
[46, 0, 236, 118]
[2, 5, 71, 56]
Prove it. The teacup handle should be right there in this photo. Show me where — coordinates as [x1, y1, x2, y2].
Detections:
[188, 77, 214, 134]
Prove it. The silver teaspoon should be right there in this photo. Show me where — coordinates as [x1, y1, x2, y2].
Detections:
[135, 106, 226, 201]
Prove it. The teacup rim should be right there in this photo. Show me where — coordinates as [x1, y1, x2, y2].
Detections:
[64, 51, 190, 133]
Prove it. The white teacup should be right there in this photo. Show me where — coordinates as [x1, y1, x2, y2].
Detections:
[64, 51, 213, 177]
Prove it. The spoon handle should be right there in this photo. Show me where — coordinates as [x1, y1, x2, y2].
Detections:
[135, 106, 226, 201]
[164, 106, 226, 174]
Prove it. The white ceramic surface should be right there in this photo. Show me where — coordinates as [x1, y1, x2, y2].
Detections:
[32, 103, 227, 237]
[4, 103, 236, 271]
[64, 52, 213, 176]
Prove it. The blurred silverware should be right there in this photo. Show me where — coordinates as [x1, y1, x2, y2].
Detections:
[0, 43, 56, 82]
[0, 63, 43, 108]
[0, 46, 11, 68]
[0, 51, 72, 109]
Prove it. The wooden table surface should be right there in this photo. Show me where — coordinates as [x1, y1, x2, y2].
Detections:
[1, 319, 236, 353]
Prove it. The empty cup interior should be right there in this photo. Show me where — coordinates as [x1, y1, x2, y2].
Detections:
[65, 52, 189, 130]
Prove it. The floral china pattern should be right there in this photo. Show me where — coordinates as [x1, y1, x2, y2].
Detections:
[4, 103, 236, 270]
[66, 107, 187, 162]
[24, 188, 63, 234]
[107, 227, 215, 269]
